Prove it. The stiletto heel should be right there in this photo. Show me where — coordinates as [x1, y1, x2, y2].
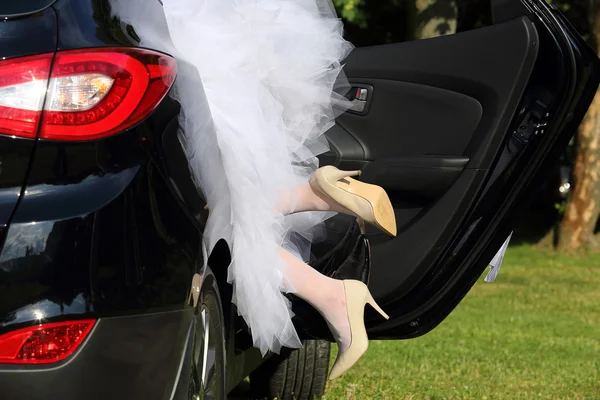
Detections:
[366, 292, 389, 320]
[310, 166, 397, 236]
[328, 280, 389, 381]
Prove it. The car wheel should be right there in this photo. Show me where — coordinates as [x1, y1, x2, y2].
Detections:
[249, 340, 331, 400]
[190, 272, 227, 400]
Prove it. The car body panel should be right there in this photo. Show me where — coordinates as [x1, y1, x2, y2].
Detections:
[0, 1, 57, 18]
[0, 310, 194, 399]
[0, 1, 255, 397]
[0, 9, 57, 230]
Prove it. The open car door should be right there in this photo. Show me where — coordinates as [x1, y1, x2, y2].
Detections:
[310, 0, 599, 340]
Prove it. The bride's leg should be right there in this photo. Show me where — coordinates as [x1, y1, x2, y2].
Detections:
[277, 182, 356, 216]
[280, 248, 352, 352]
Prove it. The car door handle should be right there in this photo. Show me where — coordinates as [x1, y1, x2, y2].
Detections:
[346, 85, 373, 115]
[349, 98, 367, 113]
[354, 87, 369, 101]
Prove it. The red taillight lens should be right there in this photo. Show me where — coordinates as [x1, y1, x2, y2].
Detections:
[0, 320, 95, 364]
[0, 53, 54, 138]
[0, 48, 176, 141]
[41, 48, 176, 141]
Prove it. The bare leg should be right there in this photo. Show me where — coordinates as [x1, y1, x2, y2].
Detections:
[276, 182, 361, 351]
[280, 248, 351, 352]
[206, 191, 355, 351]
[277, 182, 357, 216]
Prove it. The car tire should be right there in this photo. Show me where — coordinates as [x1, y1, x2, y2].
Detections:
[249, 340, 331, 400]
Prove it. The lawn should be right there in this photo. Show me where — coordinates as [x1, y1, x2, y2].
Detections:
[324, 246, 600, 400]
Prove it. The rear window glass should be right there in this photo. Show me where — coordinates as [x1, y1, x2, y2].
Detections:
[0, 0, 56, 17]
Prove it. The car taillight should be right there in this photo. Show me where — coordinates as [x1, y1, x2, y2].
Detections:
[0, 48, 176, 141]
[0, 320, 96, 364]
[0, 54, 54, 138]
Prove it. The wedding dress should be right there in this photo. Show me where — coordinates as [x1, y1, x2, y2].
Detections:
[112, 0, 353, 355]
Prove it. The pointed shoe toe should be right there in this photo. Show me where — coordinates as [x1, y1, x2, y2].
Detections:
[327, 280, 389, 380]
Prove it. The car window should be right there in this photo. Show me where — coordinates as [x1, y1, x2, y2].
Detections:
[335, 0, 492, 47]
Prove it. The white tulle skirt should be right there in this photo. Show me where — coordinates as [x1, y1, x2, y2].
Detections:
[112, 0, 352, 355]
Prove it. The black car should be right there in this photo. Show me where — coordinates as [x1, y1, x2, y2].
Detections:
[0, 0, 597, 399]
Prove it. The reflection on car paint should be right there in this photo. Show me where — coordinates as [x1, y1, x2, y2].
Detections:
[12, 167, 140, 223]
[0, 221, 53, 262]
[0, 294, 92, 328]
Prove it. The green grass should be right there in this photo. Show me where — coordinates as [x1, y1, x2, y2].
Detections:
[324, 246, 600, 400]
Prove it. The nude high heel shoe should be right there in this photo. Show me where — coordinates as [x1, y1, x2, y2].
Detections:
[310, 166, 397, 236]
[328, 280, 389, 380]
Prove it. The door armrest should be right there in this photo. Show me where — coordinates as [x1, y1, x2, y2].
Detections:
[359, 156, 469, 200]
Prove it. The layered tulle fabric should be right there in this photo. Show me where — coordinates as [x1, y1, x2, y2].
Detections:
[112, 0, 352, 355]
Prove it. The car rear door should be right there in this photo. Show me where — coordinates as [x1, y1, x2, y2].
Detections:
[322, 0, 599, 339]
[0, 3, 57, 236]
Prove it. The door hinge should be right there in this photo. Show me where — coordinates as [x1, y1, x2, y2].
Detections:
[513, 91, 553, 143]
[514, 109, 550, 143]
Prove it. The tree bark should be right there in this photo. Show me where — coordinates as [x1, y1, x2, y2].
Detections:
[558, 0, 600, 250]
[558, 90, 600, 250]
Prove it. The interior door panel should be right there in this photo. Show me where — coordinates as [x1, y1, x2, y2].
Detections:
[332, 17, 538, 168]
[324, 16, 539, 301]
[359, 156, 470, 201]
[340, 80, 483, 159]
[292, 0, 599, 342]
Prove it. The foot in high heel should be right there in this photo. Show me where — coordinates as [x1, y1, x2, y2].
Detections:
[310, 166, 397, 236]
[328, 280, 389, 380]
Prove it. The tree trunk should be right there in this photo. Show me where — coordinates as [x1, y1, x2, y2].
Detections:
[414, 0, 457, 39]
[557, 0, 600, 250]
[558, 90, 600, 250]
